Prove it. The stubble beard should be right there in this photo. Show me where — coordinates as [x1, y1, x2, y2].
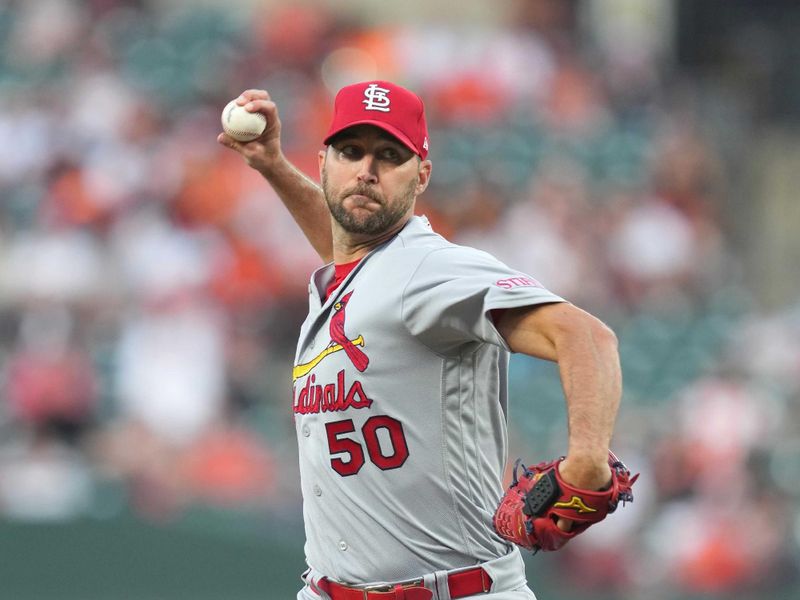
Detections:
[322, 170, 418, 235]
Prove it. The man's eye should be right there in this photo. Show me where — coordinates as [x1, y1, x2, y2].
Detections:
[337, 145, 361, 159]
[380, 148, 401, 161]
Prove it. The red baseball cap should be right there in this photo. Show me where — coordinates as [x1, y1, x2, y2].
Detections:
[323, 80, 430, 160]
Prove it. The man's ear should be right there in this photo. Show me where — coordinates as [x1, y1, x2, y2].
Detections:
[416, 159, 432, 196]
[318, 149, 327, 179]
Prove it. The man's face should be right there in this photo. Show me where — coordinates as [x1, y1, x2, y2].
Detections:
[319, 125, 431, 235]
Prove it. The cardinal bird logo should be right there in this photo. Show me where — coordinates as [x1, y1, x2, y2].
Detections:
[329, 291, 369, 371]
[292, 291, 368, 381]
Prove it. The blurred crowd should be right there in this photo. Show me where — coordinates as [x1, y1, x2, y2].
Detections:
[0, 1, 799, 598]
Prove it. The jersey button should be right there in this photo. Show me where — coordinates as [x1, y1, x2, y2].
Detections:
[302, 426, 311, 437]
[313, 485, 322, 496]
[338, 540, 348, 551]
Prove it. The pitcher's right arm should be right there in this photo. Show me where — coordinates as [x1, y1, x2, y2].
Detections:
[218, 89, 333, 263]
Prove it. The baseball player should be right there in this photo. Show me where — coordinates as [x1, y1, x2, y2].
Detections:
[219, 81, 635, 599]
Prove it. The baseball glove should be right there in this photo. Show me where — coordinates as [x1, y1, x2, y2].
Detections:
[493, 451, 638, 553]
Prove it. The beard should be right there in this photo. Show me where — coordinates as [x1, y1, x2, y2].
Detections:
[322, 170, 418, 235]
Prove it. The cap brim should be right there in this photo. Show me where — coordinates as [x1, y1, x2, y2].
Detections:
[323, 119, 421, 157]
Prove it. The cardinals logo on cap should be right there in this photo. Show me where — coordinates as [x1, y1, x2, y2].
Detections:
[324, 80, 429, 159]
[362, 83, 391, 112]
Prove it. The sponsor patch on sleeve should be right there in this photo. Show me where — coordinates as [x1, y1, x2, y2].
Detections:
[494, 276, 543, 290]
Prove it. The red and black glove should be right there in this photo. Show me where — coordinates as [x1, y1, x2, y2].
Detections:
[493, 451, 638, 552]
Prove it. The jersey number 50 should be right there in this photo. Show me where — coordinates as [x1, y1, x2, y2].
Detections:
[325, 416, 409, 476]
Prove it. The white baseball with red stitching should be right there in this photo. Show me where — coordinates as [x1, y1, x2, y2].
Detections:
[221, 99, 266, 142]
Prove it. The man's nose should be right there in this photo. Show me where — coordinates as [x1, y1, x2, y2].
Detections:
[356, 156, 378, 185]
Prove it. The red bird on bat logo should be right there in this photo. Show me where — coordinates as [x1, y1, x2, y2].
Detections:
[330, 291, 369, 372]
[291, 290, 369, 382]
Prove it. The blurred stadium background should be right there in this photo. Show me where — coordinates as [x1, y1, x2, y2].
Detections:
[1, 0, 799, 598]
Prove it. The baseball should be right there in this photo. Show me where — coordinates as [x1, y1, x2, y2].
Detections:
[221, 99, 266, 142]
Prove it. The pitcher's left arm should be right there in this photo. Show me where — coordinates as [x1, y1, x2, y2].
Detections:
[495, 302, 623, 534]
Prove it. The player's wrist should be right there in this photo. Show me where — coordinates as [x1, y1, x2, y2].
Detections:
[254, 147, 289, 178]
[558, 454, 612, 490]
[565, 440, 610, 464]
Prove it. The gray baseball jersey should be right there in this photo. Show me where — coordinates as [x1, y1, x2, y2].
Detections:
[293, 215, 564, 586]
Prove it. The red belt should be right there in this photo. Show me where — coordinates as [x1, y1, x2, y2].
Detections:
[320, 566, 492, 600]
